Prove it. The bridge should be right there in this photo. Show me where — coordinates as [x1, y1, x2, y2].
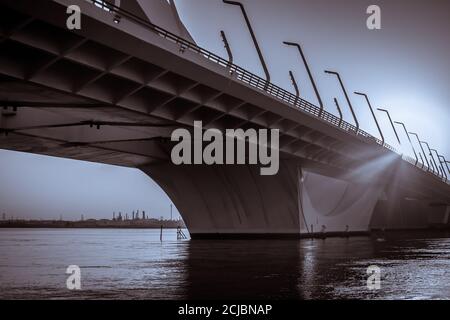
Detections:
[1, 0, 449, 238]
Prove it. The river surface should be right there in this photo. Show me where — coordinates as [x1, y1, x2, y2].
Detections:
[1, 228, 450, 300]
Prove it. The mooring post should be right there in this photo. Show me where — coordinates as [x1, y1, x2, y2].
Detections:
[160, 225, 163, 242]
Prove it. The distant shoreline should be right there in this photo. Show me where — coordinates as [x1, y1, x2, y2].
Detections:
[0, 219, 186, 229]
[0, 226, 181, 229]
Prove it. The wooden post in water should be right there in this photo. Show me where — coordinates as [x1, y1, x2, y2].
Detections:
[160, 225, 163, 242]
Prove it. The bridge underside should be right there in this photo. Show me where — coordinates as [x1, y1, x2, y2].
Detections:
[0, 0, 449, 238]
[143, 160, 449, 239]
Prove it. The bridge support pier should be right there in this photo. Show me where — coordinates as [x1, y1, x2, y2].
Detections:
[141, 160, 385, 239]
[142, 160, 302, 238]
[370, 159, 450, 230]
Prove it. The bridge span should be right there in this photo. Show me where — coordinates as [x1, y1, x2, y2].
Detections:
[0, 0, 449, 238]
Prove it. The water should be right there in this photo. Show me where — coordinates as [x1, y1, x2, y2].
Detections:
[1, 228, 450, 300]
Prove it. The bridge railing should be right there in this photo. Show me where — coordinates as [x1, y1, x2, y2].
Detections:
[86, 0, 449, 185]
[403, 155, 449, 183]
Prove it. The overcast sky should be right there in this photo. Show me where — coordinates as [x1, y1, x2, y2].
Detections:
[1, 0, 449, 220]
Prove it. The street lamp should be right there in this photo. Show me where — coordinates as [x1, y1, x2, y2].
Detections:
[394, 122, 418, 166]
[408, 131, 430, 170]
[418, 152, 425, 168]
[437, 156, 449, 174]
[439, 156, 449, 179]
[324, 70, 359, 132]
[223, 1, 270, 83]
[377, 108, 401, 145]
[431, 149, 447, 179]
[220, 30, 233, 65]
[283, 41, 324, 117]
[354, 92, 385, 144]
[289, 70, 300, 98]
[420, 140, 439, 175]
[333, 98, 343, 127]
[444, 159, 450, 174]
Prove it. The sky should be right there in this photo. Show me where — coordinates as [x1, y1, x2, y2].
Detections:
[0, 150, 179, 221]
[1, 0, 449, 220]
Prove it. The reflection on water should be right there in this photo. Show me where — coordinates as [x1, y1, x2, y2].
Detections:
[1, 229, 450, 299]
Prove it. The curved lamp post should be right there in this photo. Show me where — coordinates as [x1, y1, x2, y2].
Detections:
[420, 140, 439, 175]
[289, 70, 300, 97]
[220, 30, 233, 65]
[223, 1, 270, 83]
[439, 157, 450, 174]
[354, 92, 384, 144]
[283, 41, 324, 117]
[324, 70, 359, 132]
[394, 121, 418, 166]
[377, 108, 401, 145]
[418, 152, 425, 168]
[431, 149, 447, 179]
[333, 98, 343, 127]
[408, 131, 430, 170]
[444, 160, 450, 174]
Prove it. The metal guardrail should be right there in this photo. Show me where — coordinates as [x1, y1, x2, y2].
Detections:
[86, 0, 448, 185]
